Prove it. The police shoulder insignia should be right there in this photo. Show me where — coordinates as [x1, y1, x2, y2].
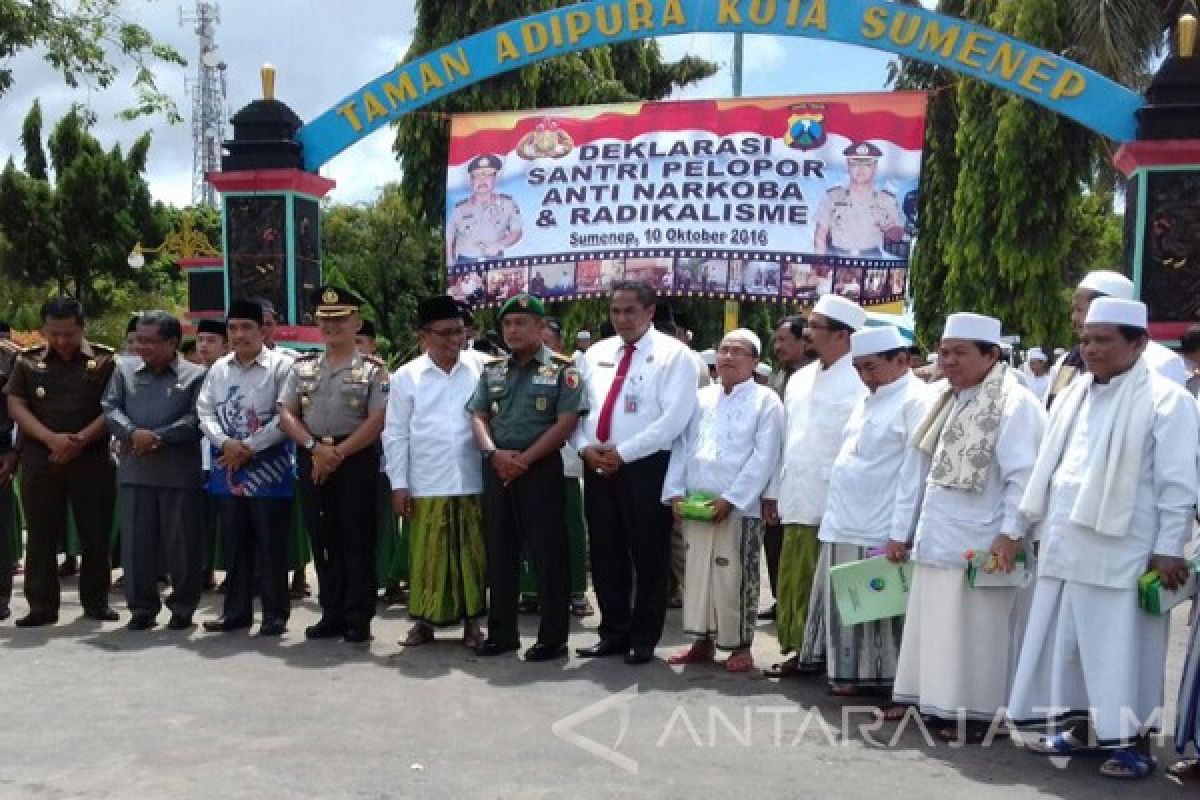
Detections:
[879, 188, 896, 198]
[550, 351, 572, 365]
[296, 352, 320, 361]
[363, 354, 386, 368]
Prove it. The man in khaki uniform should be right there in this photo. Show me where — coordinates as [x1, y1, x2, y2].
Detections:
[446, 154, 523, 266]
[813, 142, 904, 258]
[6, 296, 118, 626]
[280, 286, 388, 644]
[0, 333, 19, 620]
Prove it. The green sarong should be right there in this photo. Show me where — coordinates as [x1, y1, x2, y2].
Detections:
[408, 495, 486, 627]
[519, 477, 588, 597]
[9, 478, 24, 560]
[375, 472, 408, 587]
[776, 524, 822, 655]
[287, 490, 310, 571]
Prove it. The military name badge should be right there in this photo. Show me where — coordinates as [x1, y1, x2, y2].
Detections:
[490, 401, 500, 414]
[535, 396, 549, 412]
[35, 386, 46, 398]
[86, 359, 98, 370]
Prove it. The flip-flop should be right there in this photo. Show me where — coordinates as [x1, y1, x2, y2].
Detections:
[402, 625, 436, 646]
[1026, 730, 1099, 756]
[763, 657, 800, 678]
[668, 643, 715, 665]
[1100, 748, 1156, 780]
[724, 651, 754, 673]
[1167, 758, 1200, 784]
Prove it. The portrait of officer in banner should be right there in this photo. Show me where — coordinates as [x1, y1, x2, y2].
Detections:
[812, 142, 906, 259]
[446, 154, 524, 266]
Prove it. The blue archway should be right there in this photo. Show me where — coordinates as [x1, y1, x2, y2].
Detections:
[297, 0, 1144, 170]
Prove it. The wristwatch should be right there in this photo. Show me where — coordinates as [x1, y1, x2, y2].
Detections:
[303, 436, 316, 452]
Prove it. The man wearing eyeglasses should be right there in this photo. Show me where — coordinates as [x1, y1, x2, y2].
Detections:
[381, 296, 488, 650]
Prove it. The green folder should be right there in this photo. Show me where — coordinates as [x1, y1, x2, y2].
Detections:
[679, 491, 717, 522]
[1138, 562, 1199, 615]
[830, 556, 913, 626]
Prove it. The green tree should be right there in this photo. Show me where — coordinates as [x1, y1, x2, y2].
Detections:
[394, 0, 717, 228]
[0, 101, 165, 316]
[0, 0, 187, 121]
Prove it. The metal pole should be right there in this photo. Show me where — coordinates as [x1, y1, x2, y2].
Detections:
[725, 33, 744, 332]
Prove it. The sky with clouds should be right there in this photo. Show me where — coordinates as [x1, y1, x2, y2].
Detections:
[0, 1, 903, 208]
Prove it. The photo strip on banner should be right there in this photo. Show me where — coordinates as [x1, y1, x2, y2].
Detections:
[445, 93, 927, 312]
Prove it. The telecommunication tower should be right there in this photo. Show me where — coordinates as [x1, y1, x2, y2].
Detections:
[183, 1, 228, 208]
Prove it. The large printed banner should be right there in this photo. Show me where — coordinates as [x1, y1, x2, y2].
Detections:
[445, 92, 927, 309]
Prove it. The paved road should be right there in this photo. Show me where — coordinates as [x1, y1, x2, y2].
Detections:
[0, 572, 1195, 799]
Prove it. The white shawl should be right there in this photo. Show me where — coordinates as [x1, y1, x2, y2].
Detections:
[1019, 357, 1152, 537]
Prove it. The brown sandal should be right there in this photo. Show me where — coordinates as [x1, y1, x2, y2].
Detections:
[402, 624, 435, 646]
[1168, 758, 1200, 784]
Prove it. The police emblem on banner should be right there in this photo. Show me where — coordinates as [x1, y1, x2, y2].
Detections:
[516, 119, 574, 161]
[784, 104, 827, 151]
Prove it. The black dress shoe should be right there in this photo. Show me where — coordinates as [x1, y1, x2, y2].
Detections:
[474, 639, 521, 657]
[576, 639, 629, 658]
[15, 612, 57, 627]
[624, 646, 655, 665]
[258, 619, 287, 636]
[757, 604, 777, 621]
[304, 618, 347, 639]
[343, 628, 372, 643]
[83, 606, 119, 622]
[0, 605, 10, 622]
[202, 617, 251, 633]
[524, 642, 568, 662]
[167, 613, 194, 630]
[126, 613, 157, 631]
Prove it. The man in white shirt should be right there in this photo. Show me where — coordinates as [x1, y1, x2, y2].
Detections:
[382, 296, 486, 649]
[1009, 298, 1198, 780]
[886, 312, 1046, 741]
[196, 301, 297, 636]
[762, 294, 867, 678]
[1045, 270, 1188, 407]
[662, 329, 784, 673]
[811, 326, 932, 697]
[572, 281, 698, 665]
[1024, 347, 1050, 401]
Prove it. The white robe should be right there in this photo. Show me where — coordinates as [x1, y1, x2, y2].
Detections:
[1008, 370, 1199, 744]
[766, 353, 866, 526]
[889, 380, 1045, 719]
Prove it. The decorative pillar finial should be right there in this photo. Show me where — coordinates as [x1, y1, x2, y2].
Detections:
[261, 63, 276, 101]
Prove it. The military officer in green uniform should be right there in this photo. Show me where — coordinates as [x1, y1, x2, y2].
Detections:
[813, 141, 905, 258]
[279, 286, 388, 644]
[446, 154, 523, 266]
[468, 293, 586, 661]
[5, 296, 119, 626]
[0, 333, 19, 620]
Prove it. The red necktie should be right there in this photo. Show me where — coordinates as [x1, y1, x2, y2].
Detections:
[595, 343, 635, 443]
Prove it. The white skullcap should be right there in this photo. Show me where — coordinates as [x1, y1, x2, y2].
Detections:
[813, 294, 867, 330]
[1053, 347, 1066, 357]
[1027, 347, 1048, 362]
[724, 328, 762, 356]
[576, 330, 592, 340]
[701, 348, 716, 367]
[926, 353, 939, 364]
[851, 326, 908, 357]
[1085, 297, 1147, 329]
[754, 363, 773, 378]
[943, 312, 1002, 345]
[1078, 270, 1135, 301]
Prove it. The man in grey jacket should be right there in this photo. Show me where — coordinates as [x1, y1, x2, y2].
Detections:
[102, 311, 207, 630]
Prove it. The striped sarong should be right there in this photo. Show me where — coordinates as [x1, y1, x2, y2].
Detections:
[408, 495, 486, 626]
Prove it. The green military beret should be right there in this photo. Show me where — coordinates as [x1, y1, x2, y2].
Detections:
[498, 293, 545, 319]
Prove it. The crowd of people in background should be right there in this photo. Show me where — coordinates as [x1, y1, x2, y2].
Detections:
[3, 270, 1200, 782]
